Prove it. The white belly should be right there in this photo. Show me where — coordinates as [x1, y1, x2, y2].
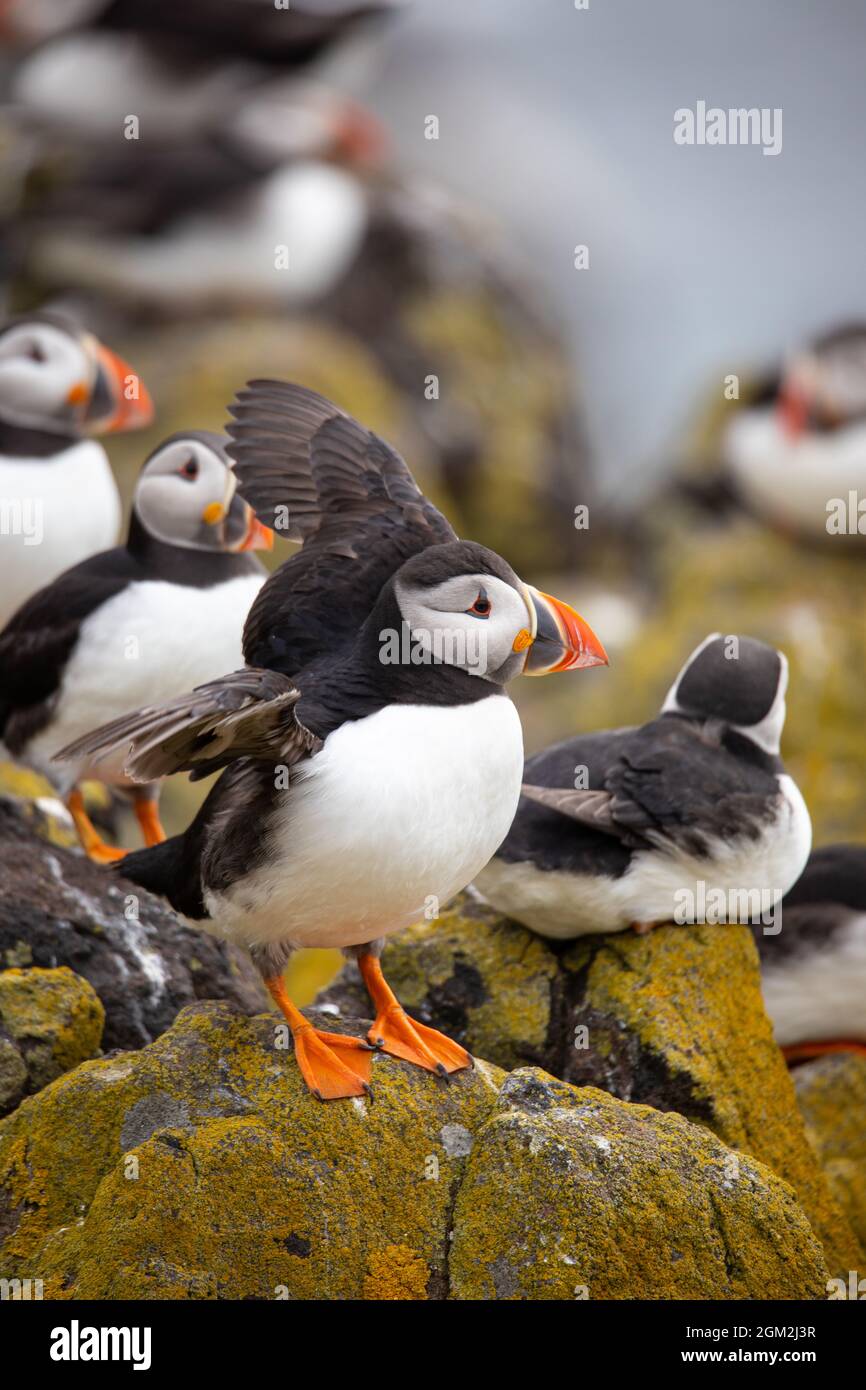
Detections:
[0, 442, 121, 625]
[725, 408, 866, 538]
[476, 774, 811, 939]
[761, 913, 866, 1046]
[205, 695, 525, 952]
[27, 573, 263, 788]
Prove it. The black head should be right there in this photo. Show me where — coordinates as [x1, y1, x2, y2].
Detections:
[368, 539, 607, 687]
[662, 633, 788, 753]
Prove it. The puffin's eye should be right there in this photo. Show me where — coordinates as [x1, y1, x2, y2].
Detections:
[179, 456, 199, 480]
[25, 341, 45, 364]
[467, 591, 491, 619]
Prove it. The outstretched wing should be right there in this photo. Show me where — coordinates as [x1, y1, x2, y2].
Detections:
[226, 380, 456, 673]
[55, 667, 320, 784]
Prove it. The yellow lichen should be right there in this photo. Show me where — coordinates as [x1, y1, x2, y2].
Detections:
[363, 1244, 429, 1300]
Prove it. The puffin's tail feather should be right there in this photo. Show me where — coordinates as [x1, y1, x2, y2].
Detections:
[115, 836, 205, 919]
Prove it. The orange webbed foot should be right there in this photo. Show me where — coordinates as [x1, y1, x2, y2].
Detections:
[134, 798, 167, 847]
[264, 973, 373, 1101]
[67, 789, 128, 864]
[367, 1007, 472, 1075]
[358, 953, 471, 1076]
[292, 1024, 374, 1100]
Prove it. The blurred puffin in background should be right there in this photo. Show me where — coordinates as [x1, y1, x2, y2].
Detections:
[675, 323, 866, 544]
[3, 0, 590, 573]
[758, 843, 866, 1064]
[723, 324, 866, 542]
[0, 431, 271, 860]
[0, 311, 152, 625]
[0, 0, 401, 60]
[475, 634, 811, 938]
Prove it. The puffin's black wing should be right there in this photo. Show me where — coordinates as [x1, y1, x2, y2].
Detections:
[226, 379, 456, 673]
[55, 667, 320, 784]
[522, 718, 782, 858]
[0, 548, 139, 750]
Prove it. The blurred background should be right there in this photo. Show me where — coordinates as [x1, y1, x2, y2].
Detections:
[2, 0, 865, 996]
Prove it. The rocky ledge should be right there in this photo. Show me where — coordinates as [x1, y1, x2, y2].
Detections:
[0, 794, 863, 1299]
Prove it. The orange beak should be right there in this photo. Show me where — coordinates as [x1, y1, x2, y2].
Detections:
[520, 585, 608, 676]
[776, 381, 809, 440]
[238, 508, 274, 552]
[84, 341, 154, 434]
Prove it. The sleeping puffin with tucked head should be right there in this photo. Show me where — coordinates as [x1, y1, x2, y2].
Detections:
[758, 843, 866, 1064]
[0, 310, 153, 625]
[474, 634, 811, 938]
[0, 431, 271, 859]
[58, 380, 608, 1101]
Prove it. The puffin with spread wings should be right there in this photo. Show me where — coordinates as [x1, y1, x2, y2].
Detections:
[59, 381, 607, 1100]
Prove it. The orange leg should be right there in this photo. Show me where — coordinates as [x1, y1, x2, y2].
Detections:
[264, 974, 372, 1101]
[782, 1039, 866, 1065]
[67, 788, 127, 864]
[134, 798, 167, 847]
[358, 953, 472, 1076]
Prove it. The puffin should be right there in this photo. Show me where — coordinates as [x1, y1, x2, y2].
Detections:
[0, 0, 400, 61]
[721, 323, 866, 542]
[0, 311, 153, 626]
[57, 380, 608, 1101]
[757, 844, 866, 1064]
[0, 431, 271, 860]
[474, 634, 811, 938]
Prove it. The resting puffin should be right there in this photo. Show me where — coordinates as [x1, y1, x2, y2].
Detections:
[757, 844, 866, 1064]
[58, 381, 608, 1100]
[0, 431, 271, 860]
[0, 311, 153, 626]
[722, 323, 866, 542]
[474, 634, 811, 938]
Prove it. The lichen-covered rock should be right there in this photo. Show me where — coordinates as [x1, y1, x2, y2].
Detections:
[321, 899, 862, 1277]
[560, 925, 862, 1278]
[0, 967, 103, 1112]
[451, 1069, 829, 1300]
[794, 1053, 866, 1251]
[0, 1001, 505, 1300]
[0, 796, 267, 1050]
[0, 1004, 832, 1300]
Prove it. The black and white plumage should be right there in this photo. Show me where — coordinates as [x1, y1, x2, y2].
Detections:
[57, 380, 607, 1098]
[0, 312, 153, 626]
[1, 431, 269, 856]
[475, 634, 811, 939]
[755, 844, 866, 1059]
[722, 323, 866, 541]
[0, 0, 401, 61]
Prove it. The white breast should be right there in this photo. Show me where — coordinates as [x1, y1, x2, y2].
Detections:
[761, 913, 866, 1046]
[204, 695, 525, 953]
[476, 774, 812, 939]
[26, 572, 264, 789]
[725, 407, 866, 538]
[0, 441, 121, 626]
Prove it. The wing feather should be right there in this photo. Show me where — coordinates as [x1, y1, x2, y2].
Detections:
[55, 668, 320, 783]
